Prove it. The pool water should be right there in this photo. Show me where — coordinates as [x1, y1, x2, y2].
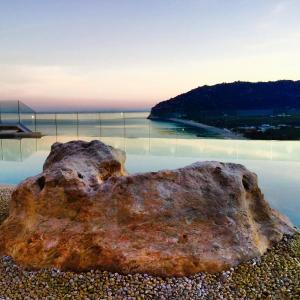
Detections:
[0, 135, 300, 227]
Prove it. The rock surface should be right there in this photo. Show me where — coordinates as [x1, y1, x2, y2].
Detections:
[0, 140, 296, 276]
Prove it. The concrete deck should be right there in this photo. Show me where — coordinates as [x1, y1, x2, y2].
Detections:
[0, 124, 42, 139]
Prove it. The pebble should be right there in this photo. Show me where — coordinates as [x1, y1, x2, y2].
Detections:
[0, 186, 14, 223]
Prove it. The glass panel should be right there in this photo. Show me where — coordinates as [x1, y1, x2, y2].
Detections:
[123, 112, 150, 138]
[101, 112, 125, 137]
[19, 102, 36, 131]
[0, 139, 22, 161]
[0, 100, 20, 124]
[35, 113, 57, 136]
[78, 113, 99, 137]
[56, 113, 78, 137]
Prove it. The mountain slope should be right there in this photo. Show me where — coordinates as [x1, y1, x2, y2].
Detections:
[149, 80, 300, 120]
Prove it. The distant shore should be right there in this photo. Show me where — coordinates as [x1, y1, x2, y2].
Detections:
[167, 118, 245, 139]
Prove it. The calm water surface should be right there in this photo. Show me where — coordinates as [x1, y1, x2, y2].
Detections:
[0, 114, 299, 227]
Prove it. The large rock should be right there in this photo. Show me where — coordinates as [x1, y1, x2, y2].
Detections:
[0, 140, 296, 276]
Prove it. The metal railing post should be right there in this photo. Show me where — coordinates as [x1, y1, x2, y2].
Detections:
[76, 112, 79, 139]
[19, 139, 22, 162]
[123, 112, 126, 138]
[0, 139, 3, 161]
[17, 101, 21, 124]
[98, 112, 102, 138]
[35, 113, 38, 152]
[55, 113, 58, 141]
[34, 112, 37, 132]
[148, 119, 151, 152]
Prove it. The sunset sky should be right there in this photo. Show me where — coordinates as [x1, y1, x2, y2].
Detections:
[0, 0, 300, 111]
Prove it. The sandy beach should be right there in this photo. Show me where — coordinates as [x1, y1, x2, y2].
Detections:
[168, 118, 245, 139]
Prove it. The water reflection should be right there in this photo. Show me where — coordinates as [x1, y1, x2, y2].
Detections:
[1, 136, 300, 163]
[0, 139, 37, 161]
[32, 112, 220, 139]
[0, 136, 300, 227]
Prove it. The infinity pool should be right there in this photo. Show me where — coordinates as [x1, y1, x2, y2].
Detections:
[0, 136, 300, 227]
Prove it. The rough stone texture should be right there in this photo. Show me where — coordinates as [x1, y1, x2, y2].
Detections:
[0, 140, 296, 276]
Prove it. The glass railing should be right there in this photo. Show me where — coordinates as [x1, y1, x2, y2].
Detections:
[1, 101, 300, 140]
[19, 102, 37, 131]
[0, 101, 21, 124]
[0, 100, 37, 131]
[30, 112, 195, 139]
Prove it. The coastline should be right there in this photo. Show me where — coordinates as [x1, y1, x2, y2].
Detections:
[164, 117, 245, 139]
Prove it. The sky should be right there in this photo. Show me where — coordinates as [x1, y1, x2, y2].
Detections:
[0, 0, 300, 111]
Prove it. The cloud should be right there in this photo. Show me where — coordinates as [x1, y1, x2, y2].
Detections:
[256, 0, 293, 31]
[271, 1, 287, 16]
[1, 44, 300, 111]
[0, 63, 176, 109]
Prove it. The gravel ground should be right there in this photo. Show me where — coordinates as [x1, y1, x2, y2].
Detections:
[0, 185, 14, 224]
[0, 186, 299, 299]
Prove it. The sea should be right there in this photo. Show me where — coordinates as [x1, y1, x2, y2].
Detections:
[0, 111, 300, 227]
